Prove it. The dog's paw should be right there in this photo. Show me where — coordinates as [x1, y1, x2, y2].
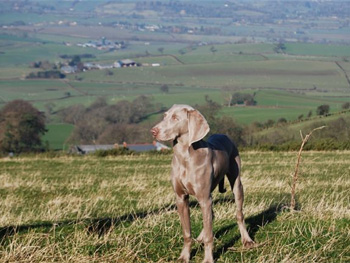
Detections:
[243, 240, 257, 249]
[178, 247, 191, 263]
[178, 255, 190, 263]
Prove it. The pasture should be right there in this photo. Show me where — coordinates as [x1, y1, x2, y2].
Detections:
[1, 30, 350, 148]
[0, 152, 349, 262]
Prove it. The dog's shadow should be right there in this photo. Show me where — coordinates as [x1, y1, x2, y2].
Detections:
[0, 197, 290, 262]
[86, 196, 235, 237]
[0, 196, 235, 241]
[212, 204, 284, 260]
[189, 201, 288, 261]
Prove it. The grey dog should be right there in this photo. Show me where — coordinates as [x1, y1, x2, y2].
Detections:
[151, 104, 254, 263]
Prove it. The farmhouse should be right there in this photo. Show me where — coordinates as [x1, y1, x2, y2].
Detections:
[60, 65, 77, 74]
[72, 141, 169, 154]
[118, 59, 138, 67]
[80, 59, 138, 72]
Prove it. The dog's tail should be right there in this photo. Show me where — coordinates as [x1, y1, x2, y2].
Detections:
[218, 177, 226, 193]
[218, 154, 241, 193]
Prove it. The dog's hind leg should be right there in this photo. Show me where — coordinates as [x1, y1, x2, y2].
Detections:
[227, 155, 255, 248]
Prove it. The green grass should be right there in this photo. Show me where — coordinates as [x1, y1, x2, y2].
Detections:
[0, 152, 349, 262]
[222, 106, 305, 125]
[71, 59, 348, 91]
[285, 43, 350, 57]
[42, 123, 74, 150]
[0, 12, 61, 25]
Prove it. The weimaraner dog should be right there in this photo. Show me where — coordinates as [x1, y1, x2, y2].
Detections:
[151, 104, 255, 263]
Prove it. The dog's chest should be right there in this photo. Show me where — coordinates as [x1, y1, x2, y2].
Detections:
[174, 156, 211, 196]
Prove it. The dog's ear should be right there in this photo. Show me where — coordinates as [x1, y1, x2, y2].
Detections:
[187, 109, 210, 146]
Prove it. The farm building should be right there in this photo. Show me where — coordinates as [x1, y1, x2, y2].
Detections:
[127, 142, 170, 152]
[61, 65, 77, 74]
[118, 59, 138, 67]
[71, 141, 169, 154]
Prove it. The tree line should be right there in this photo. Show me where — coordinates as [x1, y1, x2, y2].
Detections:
[59, 96, 163, 145]
[1, 97, 350, 154]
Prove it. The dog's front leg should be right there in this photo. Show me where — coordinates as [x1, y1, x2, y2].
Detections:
[199, 197, 214, 263]
[176, 194, 192, 263]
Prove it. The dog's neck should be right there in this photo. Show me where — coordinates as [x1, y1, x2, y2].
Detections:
[173, 134, 206, 159]
[173, 133, 191, 155]
[173, 132, 189, 146]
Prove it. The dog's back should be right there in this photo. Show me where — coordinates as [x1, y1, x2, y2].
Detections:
[207, 134, 239, 158]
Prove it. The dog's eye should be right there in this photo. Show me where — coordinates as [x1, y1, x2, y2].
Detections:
[172, 114, 178, 121]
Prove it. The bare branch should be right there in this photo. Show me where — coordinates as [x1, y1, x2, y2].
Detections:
[290, 126, 326, 211]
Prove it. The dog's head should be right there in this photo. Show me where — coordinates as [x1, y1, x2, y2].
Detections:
[151, 104, 210, 147]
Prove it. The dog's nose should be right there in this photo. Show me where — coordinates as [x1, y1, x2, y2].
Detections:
[151, 127, 159, 138]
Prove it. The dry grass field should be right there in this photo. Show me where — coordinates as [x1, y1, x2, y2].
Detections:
[0, 151, 349, 262]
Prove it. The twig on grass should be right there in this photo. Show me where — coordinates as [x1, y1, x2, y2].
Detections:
[290, 126, 326, 211]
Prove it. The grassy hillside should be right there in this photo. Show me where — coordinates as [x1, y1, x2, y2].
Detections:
[251, 110, 350, 147]
[0, 152, 349, 262]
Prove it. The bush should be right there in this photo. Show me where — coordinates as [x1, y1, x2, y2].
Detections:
[316, 104, 330, 116]
[26, 70, 65, 79]
[342, 102, 350, 110]
[251, 139, 350, 151]
[94, 147, 135, 157]
[145, 149, 173, 156]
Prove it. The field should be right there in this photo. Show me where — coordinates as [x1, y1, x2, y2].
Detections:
[1, 39, 349, 119]
[0, 152, 349, 262]
[1, 34, 350, 147]
[1, 1, 350, 148]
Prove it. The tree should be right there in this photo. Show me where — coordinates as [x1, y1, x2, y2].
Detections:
[316, 104, 330, 116]
[196, 96, 245, 145]
[307, 110, 312, 118]
[230, 92, 256, 106]
[0, 100, 46, 153]
[157, 47, 164, 54]
[277, 117, 287, 125]
[274, 42, 286, 53]
[106, 70, 114, 76]
[178, 49, 186, 55]
[210, 46, 217, 55]
[195, 95, 222, 126]
[210, 116, 245, 146]
[59, 104, 85, 125]
[160, 84, 169, 93]
[65, 96, 157, 144]
[342, 102, 350, 110]
[265, 119, 275, 128]
[44, 102, 56, 122]
[69, 55, 81, 66]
